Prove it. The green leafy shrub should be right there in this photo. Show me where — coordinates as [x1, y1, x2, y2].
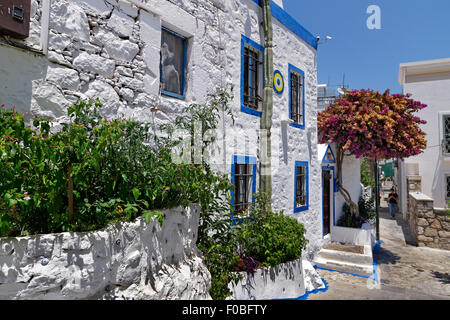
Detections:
[0, 95, 232, 237]
[358, 195, 375, 222]
[337, 196, 374, 228]
[237, 193, 308, 267]
[360, 157, 375, 188]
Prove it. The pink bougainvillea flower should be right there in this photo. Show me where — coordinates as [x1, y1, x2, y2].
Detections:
[23, 196, 31, 200]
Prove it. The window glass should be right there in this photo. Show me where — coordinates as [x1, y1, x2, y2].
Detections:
[296, 165, 306, 207]
[243, 46, 261, 110]
[234, 163, 254, 213]
[161, 28, 185, 97]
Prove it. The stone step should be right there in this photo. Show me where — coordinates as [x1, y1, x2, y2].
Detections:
[317, 245, 373, 265]
[314, 257, 374, 277]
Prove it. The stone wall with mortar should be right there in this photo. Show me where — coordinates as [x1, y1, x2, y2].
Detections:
[408, 192, 450, 250]
[0, 205, 211, 300]
[0, 0, 321, 256]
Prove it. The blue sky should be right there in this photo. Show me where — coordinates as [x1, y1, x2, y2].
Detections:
[283, 0, 450, 94]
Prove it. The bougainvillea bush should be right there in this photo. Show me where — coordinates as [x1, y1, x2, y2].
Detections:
[318, 89, 427, 159]
[318, 89, 427, 214]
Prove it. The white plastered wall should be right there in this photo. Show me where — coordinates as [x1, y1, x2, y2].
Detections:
[0, 0, 323, 256]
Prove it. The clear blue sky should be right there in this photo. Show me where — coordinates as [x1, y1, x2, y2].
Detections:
[283, 0, 450, 93]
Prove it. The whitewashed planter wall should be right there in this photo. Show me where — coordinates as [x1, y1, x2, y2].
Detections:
[330, 224, 375, 248]
[0, 205, 212, 300]
[229, 258, 305, 300]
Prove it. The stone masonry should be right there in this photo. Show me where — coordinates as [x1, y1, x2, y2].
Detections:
[408, 192, 450, 250]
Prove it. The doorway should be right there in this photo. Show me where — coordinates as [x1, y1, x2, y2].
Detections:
[322, 169, 332, 236]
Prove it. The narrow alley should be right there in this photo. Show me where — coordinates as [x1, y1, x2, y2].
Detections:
[308, 190, 450, 300]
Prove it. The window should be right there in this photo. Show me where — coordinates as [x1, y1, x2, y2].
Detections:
[443, 115, 450, 154]
[294, 161, 309, 213]
[289, 64, 305, 129]
[231, 156, 257, 214]
[160, 27, 187, 99]
[241, 35, 264, 117]
[446, 175, 450, 199]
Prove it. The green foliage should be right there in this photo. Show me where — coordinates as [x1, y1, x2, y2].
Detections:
[358, 195, 376, 222]
[160, 84, 241, 300]
[237, 193, 308, 267]
[360, 157, 374, 188]
[0, 94, 232, 237]
[338, 196, 373, 228]
[0, 85, 309, 302]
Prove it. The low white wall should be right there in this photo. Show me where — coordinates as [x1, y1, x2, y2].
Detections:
[0, 204, 212, 300]
[229, 259, 305, 300]
[330, 225, 373, 247]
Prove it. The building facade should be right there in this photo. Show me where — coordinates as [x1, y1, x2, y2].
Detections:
[0, 0, 325, 255]
[397, 58, 450, 214]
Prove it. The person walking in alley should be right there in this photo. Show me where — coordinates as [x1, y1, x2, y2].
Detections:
[388, 187, 399, 218]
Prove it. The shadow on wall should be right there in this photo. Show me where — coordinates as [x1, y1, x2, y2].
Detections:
[431, 153, 446, 208]
[396, 217, 418, 246]
[0, 45, 48, 116]
[431, 271, 450, 285]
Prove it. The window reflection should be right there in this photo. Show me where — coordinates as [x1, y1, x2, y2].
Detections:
[161, 28, 185, 97]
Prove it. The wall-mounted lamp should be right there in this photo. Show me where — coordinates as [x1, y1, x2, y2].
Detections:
[317, 35, 333, 46]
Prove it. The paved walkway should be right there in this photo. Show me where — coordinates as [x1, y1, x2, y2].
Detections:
[308, 194, 450, 300]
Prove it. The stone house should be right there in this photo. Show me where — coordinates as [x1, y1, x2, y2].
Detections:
[0, 0, 327, 255]
[396, 58, 450, 250]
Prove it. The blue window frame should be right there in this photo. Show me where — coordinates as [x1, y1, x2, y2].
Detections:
[160, 27, 187, 100]
[294, 161, 309, 213]
[231, 155, 257, 217]
[241, 35, 264, 117]
[288, 64, 305, 130]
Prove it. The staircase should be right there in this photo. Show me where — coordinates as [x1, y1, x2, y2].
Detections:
[314, 243, 374, 277]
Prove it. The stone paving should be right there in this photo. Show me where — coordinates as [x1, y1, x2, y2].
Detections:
[308, 194, 450, 300]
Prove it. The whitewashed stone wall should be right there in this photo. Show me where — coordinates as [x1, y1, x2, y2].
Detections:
[335, 153, 362, 223]
[230, 258, 305, 300]
[0, 0, 322, 256]
[0, 205, 211, 300]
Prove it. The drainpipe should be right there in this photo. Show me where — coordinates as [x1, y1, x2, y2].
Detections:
[40, 0, 51, 55]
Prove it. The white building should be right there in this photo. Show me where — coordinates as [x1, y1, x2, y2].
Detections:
[317, 84, 361, 236]
[397, 58, 450, 214]
[0, 0, 327, 255]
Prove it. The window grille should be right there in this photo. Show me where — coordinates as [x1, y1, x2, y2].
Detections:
[290, 71, 303, 124]
[446, 176, 450, 199]
[296, 165, 306, 207]
[243, 46, 262, 110]
[234, 163, 254, 213]
[443, 116, 450, 154]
